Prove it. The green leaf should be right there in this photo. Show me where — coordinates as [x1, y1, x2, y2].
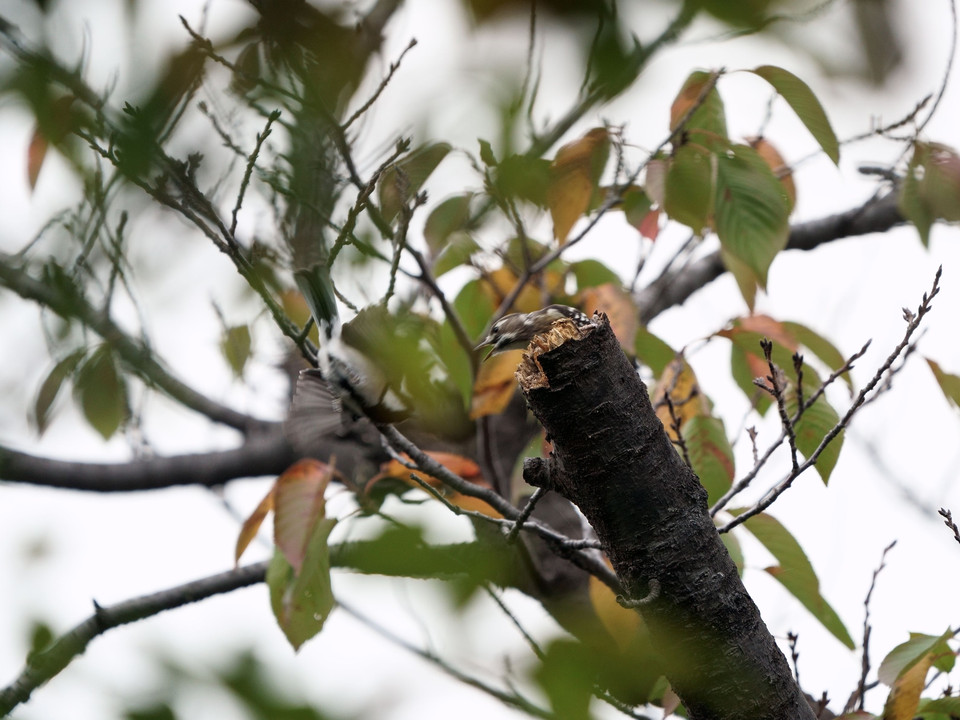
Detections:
[268, 517, 337, 651]
[432, 233, 480, 278]
[533, 639, 595, 720]
[919, 696, 960, 716]
[478, 139, 497, 167]
[570, 259, 621, 291]
[221, 325, 252, 379]
[665, 144, 714, 234]
[74, 346, 127, 440]
[878, 630, 955, 685]
[783, 321, 853, 391]
[683, 415, 734, 504]
[721, 531, 744, 576]
[424, 194, 474, 255]
[33, 348, 86, 434]
[750, 65, 840, 164]
[785, 388, 843, 484]
[715, 144, 791, 287]
[379, 142, 451, 221]
[494, 154, 552, 207]
[635, 326, 676, 377]
[741, 512, 854, 648]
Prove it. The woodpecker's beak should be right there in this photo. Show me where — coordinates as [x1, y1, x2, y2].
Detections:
[474, 336, 498, 361]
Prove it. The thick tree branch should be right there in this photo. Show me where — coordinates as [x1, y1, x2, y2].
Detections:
[0, 428, 294, 491]
[637, 191, 905, 323]
[0, 561, 269, 716]
[518, 317, 815, 720]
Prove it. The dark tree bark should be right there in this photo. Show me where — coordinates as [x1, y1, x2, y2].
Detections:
[520, 317, 816, 720]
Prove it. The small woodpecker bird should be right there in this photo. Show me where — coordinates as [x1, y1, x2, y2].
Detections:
[475, 305, 595, 359]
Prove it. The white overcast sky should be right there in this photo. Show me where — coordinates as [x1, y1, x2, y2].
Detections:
[1, 1, 960, 718]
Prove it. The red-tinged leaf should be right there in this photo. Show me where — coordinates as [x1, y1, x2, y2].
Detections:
[637, 208, 661, 240]
[235, 486, 275, 566]
[379, 142, 451, 221]
[274, 459, 334, 574]
[267, 517, 337, 651]
[785, 388, 843, 484]
[670, 70, 727, 144]
[580, 283, 637, 350]
[683, 415, 734, 503]
[878, 631, 955, 686]
[749, 137, 796, 211]
[882, 653, 933, 720]
[73, 345, 127, 440]
[548, 128, 610, 243]
[926, 358, 960, 410]
[740, 512, 854, 648]
[749, 65, 839, 164]
[715, 144, 791, 288]
[27, 127, 48, 190]
[33, 349, 85, 435]
[664, 144, 715, 234]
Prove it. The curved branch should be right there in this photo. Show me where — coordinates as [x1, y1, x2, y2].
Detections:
[637, 191, 906, 323]
[0, 429, 296, 491]
[0, 561, 269, 716]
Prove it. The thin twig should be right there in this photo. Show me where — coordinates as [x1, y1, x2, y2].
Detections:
[721, 268, 941, 532]
[938, 507, 960, 546]
[230, 109, 281, 235]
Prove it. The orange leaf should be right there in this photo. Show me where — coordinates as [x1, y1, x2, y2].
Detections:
[447, 492, 503, 519]
[470, 350, 524, 418]
[235, 485, 275, 566]
[27, 127, 48, 191]
[749, 137, 796, 210]
[375, 450, 483, 489]
[548, 128, 610, 243]
[274, 459, 334, 574]
[482, 269, 543, 314]
[580, 284, 637, 351]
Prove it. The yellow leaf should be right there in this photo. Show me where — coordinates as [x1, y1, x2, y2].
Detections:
[470, 350, 524, 418]
[548, 128, 610, 243]
[588, 561, 644, 652]
[882, 652, 933, 720]
[235, 486, 275, 566]
[653, 359, 708, 441]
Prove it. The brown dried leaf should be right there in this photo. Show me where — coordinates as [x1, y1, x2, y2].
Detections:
[580, 284, 637, 350]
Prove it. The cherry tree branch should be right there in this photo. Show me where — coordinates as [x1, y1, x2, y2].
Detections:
[0, 562, 269, 716]
[637, 191, 906, 323]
